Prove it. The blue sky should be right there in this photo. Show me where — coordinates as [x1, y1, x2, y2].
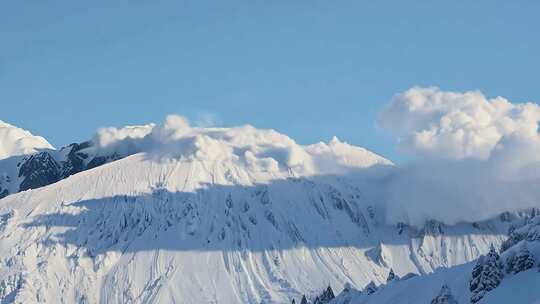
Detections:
[1, 1, 538, 162]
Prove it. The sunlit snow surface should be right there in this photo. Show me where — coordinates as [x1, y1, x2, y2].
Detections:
[3, 89, 540, 303]
[0, 148, 511, 303]
[0, 117, 528, 303]
[332, 244, 540, 304]
[0, 120, 53, 160]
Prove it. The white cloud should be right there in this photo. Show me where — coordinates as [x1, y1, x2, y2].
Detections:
[378, 87, 540, 160]
[194, 112, 221, 128]
[96, 124, 155, 148]
[378, 87, 540, 225]
[88, 91, 540, 227]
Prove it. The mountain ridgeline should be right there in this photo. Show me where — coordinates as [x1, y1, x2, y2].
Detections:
[0, 140, 120, 199]
[1, 120, 539, 303]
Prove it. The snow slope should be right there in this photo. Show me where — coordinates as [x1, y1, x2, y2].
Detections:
[331, 211, 540, 304]
[330, 251, 540, 304]
[332, 262, 540, 303]
[0, 116, 393, 200]
[0, 121, 56, 199]
[0, 130, 515, 303]
[0, 120, 52, 160]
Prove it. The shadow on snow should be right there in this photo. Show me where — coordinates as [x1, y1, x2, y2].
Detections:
[20, 169, 510, 255]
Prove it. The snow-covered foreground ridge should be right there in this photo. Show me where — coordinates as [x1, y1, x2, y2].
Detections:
[331, 211, 540, 304]
[0, 115, 536, 303]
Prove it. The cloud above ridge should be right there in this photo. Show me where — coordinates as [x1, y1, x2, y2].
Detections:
[378, 87, 540, 160]
[91, 115, 391, 176]
[87, 87, 540, 226]
[379, 87, 540, 225]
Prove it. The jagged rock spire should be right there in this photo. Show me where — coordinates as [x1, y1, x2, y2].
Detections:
[364, 281, 378, 295]
[386, 268, 397, 283]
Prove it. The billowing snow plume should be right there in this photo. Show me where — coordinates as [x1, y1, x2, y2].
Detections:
[92, 115, 392, 176]
[380, 87, 540, 225]
[0, 120, 53, 160]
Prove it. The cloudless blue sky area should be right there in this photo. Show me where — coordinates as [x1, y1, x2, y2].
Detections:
[1, 1, 539, 162]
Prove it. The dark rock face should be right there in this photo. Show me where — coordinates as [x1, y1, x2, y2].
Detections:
[87, 153, 121, 170]
[18, 152, 61, 191]
[400, 272, 418, 280]
[0, 188, 8, 199]
[0, 174, 10, 199]
[60, 142, 91, 177]
[86, 155, 110, 170]
[364, 281, 378, 295]
[13, 140, 120, 194]
[386, 268, 397, 283]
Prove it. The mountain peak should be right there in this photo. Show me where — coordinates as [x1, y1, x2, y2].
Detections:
[0, 120, 53, 160]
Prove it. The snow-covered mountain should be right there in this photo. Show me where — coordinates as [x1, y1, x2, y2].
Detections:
[330, 210, 540, 304]
[0, 117, 534, 303]
[0, 121, 57, 198]
[0, 139, 123, 199]
[0, 120, 53, 161]
[0, 116, 392, 200]
[0, 121, 154, 199]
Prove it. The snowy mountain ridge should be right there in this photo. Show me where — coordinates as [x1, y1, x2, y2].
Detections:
[0, 116, 538, 303]
[0, 154, 515, 303]
[0, 115, 392, 199]
[329, 210, 540, 304]
[0, 139, 123, 199]
[0, 120, 53, 161]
